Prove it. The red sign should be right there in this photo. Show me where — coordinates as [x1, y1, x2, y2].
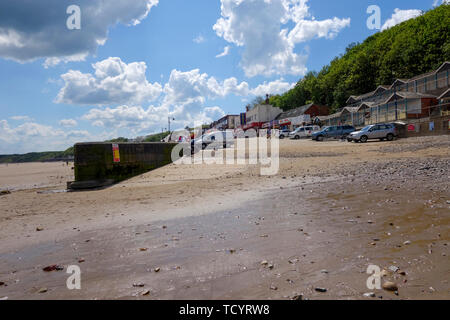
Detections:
[407, 124, 415, 132]
[278, 118, 291, 125]
[112, 144, 120, 163]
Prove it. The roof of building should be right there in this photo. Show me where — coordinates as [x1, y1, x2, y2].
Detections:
[437, 88, 450, 100]
[389, 79, 408, 89]
[345, 62, 450, 105]
[275, 103, 316, 120]
[383, 92, 437, 104]
[408, 62, 450, 81]
[346, 85, 390, 104]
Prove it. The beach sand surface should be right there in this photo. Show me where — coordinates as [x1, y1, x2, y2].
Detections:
[0, 136, 449, 300]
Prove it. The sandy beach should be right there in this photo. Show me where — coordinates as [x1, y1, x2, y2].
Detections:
[0, 136, 449, 300]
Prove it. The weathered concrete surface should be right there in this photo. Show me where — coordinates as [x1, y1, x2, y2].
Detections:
[69, 142, 177, 189]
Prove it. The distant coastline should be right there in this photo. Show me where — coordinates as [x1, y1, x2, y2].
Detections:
[0, 148, 74, 164]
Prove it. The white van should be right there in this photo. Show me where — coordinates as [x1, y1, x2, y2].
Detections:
[289, 125, 320, 139]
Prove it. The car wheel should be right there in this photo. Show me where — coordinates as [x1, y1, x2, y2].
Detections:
[317, 135, 324, 142]
[347, 138, 353, 142]
[280, 135, 285, 139]
[202, 143, 207, 150]
[295, 135, 300, 140]
[386, 133, 394, 141]
[360, 135, 368, 143]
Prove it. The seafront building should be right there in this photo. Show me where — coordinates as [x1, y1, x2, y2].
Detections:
[317, 61, 450, 127]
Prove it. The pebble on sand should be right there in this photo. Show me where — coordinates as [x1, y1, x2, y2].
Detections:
[389, 266, 399, 273]
[43, 265, 64, 272]
[133, 283, 145, 287]
[382, 281, 398, 291]
[141, 290, 150, 296]
[314, 287, 327, 293]
[363, 292, 376, 298]
[38, 287, 48, 293]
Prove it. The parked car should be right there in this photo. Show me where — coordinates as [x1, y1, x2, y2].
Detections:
[289, 126, 320, 139]
[191, 131, 234, 152]
[312, 125, 356, 141]
[347, 123, 398, 143]
[278, 129, 291, 139]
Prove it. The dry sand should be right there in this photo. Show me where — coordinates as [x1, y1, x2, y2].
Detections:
[0, 136, 449, 300]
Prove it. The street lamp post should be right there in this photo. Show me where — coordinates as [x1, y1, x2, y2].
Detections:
[168, 117, 175, 133]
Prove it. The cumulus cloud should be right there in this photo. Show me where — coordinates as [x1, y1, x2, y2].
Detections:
[81, 103, 225, 136]
[216, 46, 231, 58]
[213, 0, 350, 77]
[55, 57, 162, 106]
[59, 119, 78, 127]
[250, 79, 296, 96]
[162, 69, 250, 106]
[381, 8, 423, 31]
[0, 119, 93, 154]
[0, 0, 158, 65]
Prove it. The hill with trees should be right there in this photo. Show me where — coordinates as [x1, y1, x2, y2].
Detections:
[269, 4, 450, 113]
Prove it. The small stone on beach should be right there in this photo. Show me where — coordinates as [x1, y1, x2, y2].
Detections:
[382, 281, 398, 291]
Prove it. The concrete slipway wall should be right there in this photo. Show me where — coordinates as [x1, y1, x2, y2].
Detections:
[68, 142, 177, 189]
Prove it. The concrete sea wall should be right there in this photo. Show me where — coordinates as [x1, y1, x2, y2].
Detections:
[68, 142, 177, 189]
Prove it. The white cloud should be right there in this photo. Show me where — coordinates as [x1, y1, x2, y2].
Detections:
[381, 8, 423, 31]
[59, 119, 78, 127]
[193, 35, 206, 44]
[55, 57, 163, 106]
[81, 103, 225, 136]
[162, 69, 250, 106]
[250, 79, 296, 96]
[0, 0, 158, 65]
[0, 119, 93, 154]
[10, 115, 33, 122]
[78, 68, 247, 135]
[216, 46, 231, 58]
[213, 0, 350, 77]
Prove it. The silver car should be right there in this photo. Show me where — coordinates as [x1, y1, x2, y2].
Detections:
[289, 126, 320, 139]
[347, 124, 398, 143]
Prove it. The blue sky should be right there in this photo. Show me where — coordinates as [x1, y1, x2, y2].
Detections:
[0, 0, 445, 153]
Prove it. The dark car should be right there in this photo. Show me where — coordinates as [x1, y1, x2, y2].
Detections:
[312, 125, 356, 141]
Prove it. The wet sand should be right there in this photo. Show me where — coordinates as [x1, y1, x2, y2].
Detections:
[0, 136, 449, 300]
